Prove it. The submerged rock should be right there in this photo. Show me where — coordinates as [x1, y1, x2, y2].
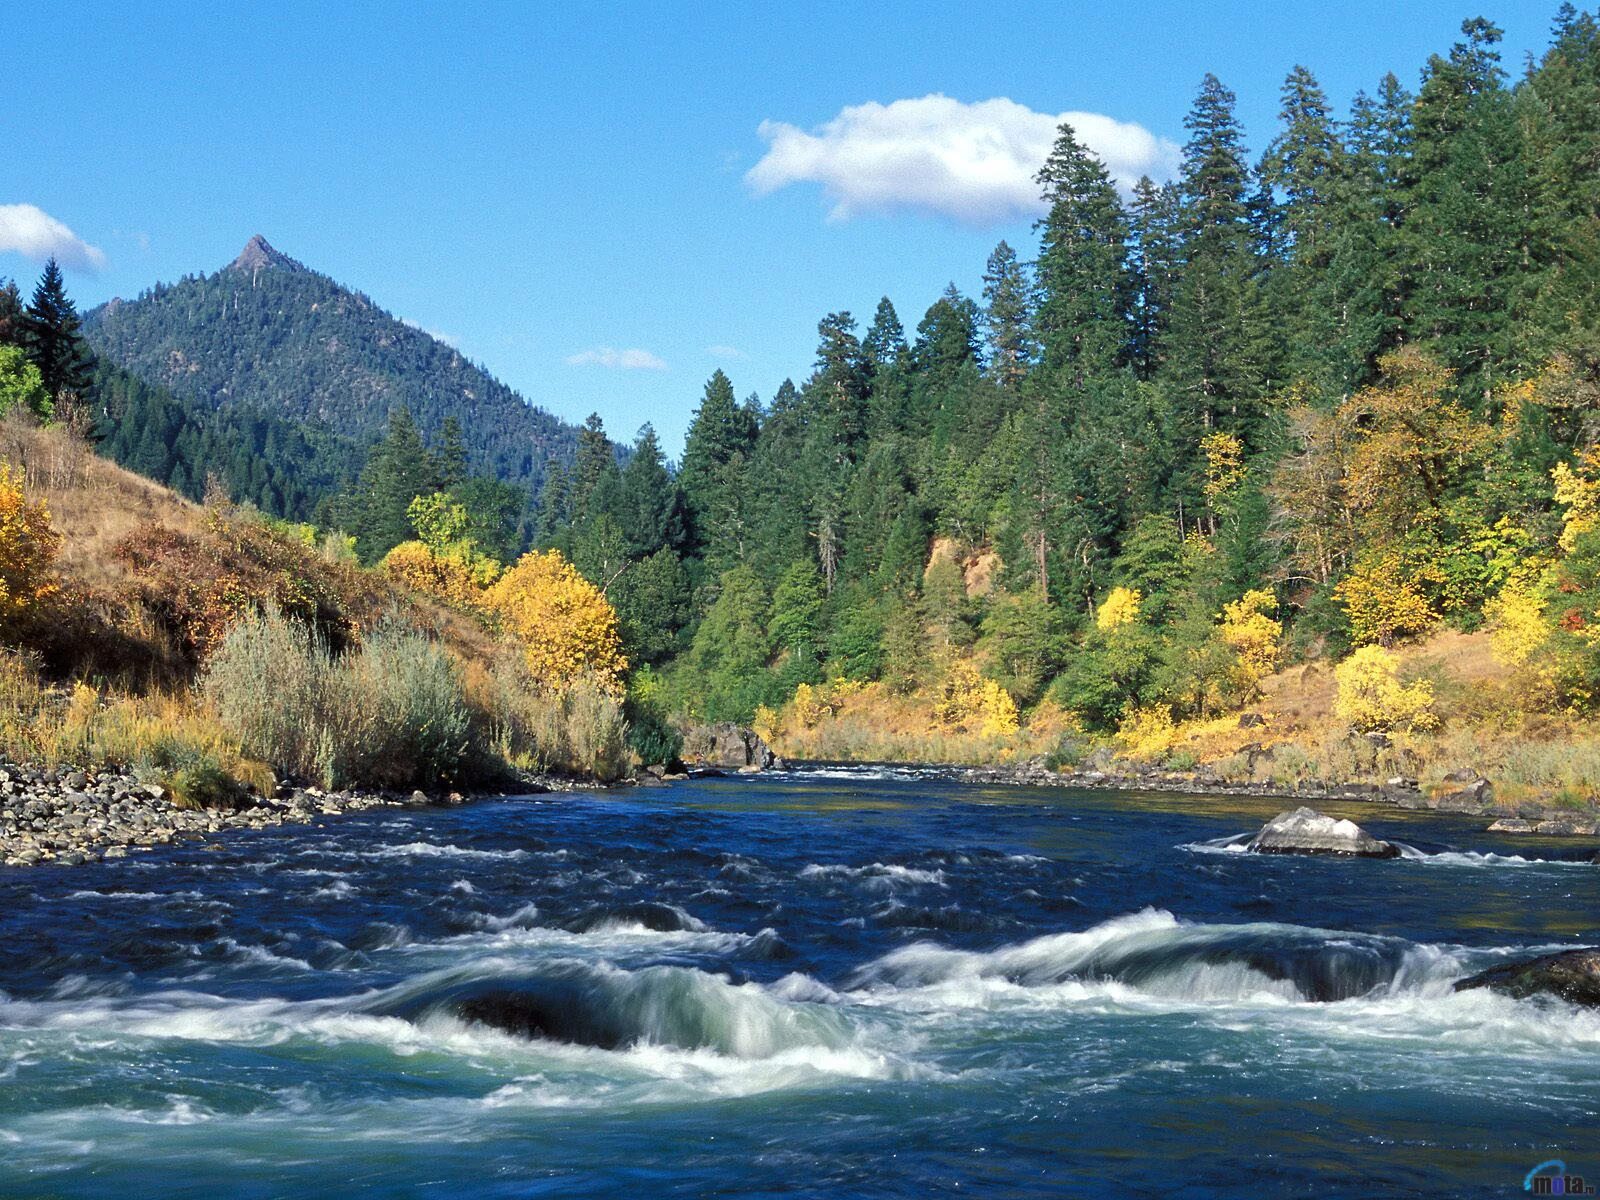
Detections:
[1246, 807, 1399, 859]
[1453, 947, 1600, 1007]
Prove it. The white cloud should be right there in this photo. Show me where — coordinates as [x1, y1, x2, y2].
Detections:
[0, 204, 107, 270]
[707, 344, 743, 359]
[565, 346, 668, 371]
[746, 94, 1178, 225]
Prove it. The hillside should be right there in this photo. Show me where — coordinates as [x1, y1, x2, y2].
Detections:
[83, 236, 582, 496]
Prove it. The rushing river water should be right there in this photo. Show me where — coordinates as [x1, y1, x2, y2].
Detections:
[2, 767, 1599, 1198]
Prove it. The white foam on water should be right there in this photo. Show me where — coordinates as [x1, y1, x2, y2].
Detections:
[800, 862, 947, 889]
[364, 842, 530, 862]
[476, 902, 540, 932]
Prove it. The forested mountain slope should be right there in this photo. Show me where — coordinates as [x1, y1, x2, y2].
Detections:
[83, 236, 581, 496]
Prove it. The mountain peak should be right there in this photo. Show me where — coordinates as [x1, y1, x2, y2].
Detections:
[228, 235, 304, 274]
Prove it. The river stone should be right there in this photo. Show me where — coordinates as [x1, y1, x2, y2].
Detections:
[1246, 807, 1400, 859]
[1453, 947, 1600, 1006]
[682, 723, 777, 771]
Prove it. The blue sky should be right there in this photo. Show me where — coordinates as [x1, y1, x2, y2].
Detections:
[3, 0, 1567, 457]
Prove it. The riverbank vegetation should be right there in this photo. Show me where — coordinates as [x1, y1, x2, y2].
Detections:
[0, 412, 639, 797]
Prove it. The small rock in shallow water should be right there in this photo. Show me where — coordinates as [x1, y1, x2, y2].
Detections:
[1454, 947, 1600, 1006]
[1247, 807, 1399, 859]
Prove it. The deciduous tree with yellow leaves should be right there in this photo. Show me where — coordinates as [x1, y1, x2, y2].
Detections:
[0, 463, 60, 635]
[487, 549, 627, 695]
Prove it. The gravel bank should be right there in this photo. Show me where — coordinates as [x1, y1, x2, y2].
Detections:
[0, 762, 556, 868]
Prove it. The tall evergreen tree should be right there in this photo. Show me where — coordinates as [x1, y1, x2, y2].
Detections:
[1259, 66, 1346, 382]
[1126, 177, 1182, 378]
[680, 370, 758, 557]
[981, 241, 1035, 390]
[436, 416, 468, 488]
[863, 297, 912, 436]
[0, 279, 23, 348]
[1403, 18, 1540, 395]
[1033, 123, 1130, 385]
[1166, 74, 1271, 443]
[347, 408, 441, 561]
[21, 259, 95, 408]
[619, 424, 683, 557]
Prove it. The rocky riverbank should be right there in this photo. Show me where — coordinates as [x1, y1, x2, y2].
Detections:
[0, 763, 565, 869]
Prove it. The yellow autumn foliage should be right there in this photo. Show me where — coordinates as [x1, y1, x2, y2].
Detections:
[1114, 704, 1178, 759]
[1201, 431, 1246, 502]
[487, 549, 627, 695]
[1553, 446, 1600, 552]
[934, 662, 1019, 736]
[381, 540, 500, 609]
[1095, 586, 1142, 632]
[1485, 584, 1551, 667]
[1218, 589, 1281, 688]
[1334, 557, 1436, 646]
[1333, 646, 1438, 733]
[0, 462, 61, 632]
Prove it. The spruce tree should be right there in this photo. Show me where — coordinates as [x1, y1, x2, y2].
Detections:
[348, 408, 442, 561]
[1259, 66, 1345, 383]
[1126, 177, 1181, 379]
[0, 279, 23, 348]
[1165, 74, 1270, 443]
[981, 241, 1035, 390]
[863, 297, 912, 436]
[619, 424, 683, 557]
[436, 416, 468, 488]
[1403, 18, 1539, 396]
[1033, 122, 1130, 385]
[21, 259, 95, 407]
[680, 370, 758, 556]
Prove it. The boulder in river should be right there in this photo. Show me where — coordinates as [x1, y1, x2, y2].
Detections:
[682, 723, 779, 771]
[1246, 807, 1399, 859]
[1453, 947, 1600, 1007]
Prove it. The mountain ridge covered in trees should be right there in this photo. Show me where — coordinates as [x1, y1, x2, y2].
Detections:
[80, 235, 585, 509]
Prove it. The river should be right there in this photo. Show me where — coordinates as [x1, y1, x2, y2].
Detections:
[1, 766, 1597, 1198]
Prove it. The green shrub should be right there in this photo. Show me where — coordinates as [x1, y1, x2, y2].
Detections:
[204, 608, 472, 790]
[486, 660, 632, 782]
[167, 759, 250, 811]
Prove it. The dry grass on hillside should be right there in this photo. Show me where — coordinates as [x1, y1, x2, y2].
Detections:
[0, 412, 203, 592]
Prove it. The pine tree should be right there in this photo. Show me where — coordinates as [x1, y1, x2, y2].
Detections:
[812, 313, 869, 453]
[21, 259, 95, 409]
[0, 280, 23, 348]
[347, 408, 442, 561]
[619, 423, 683, 557]
[1403, 18, 1540, 397]
[863, 297, 911, 436]
[981, 241, 1035, 390]
[1165, 74, 1271, 443]
[1126, 177, 1182, 378]
[436, 416, 468, 488]
[1258, 66, 1345, 383]
[1033, 122, 1130, 385]
[1316, 75, 1414, 391]
[570, 412, 617, 522]
[680, 370, 758, 556]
